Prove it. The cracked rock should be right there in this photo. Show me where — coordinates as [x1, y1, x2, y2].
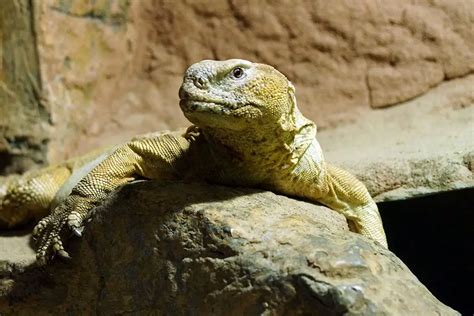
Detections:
[0, 181, 458, 315]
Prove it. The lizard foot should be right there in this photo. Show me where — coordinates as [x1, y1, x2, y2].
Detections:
[32, 202, 85, 263]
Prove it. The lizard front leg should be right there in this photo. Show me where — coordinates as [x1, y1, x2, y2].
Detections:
[287, 155, 388, 248]
[33, 133, 193, 263]
[318, 164, 387, 248]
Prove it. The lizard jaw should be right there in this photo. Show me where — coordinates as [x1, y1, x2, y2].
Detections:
[179, 99, 258, 115]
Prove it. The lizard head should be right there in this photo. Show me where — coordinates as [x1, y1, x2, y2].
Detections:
[179, 59, 301, 132]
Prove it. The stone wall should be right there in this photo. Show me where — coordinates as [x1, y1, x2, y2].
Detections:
[0, 0, 49, 173]
[1, 0, 473, 168]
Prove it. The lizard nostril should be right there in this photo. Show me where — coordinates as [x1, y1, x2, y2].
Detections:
[194, 76, 209, 89]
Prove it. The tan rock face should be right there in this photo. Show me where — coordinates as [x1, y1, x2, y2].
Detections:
[0, 182, 459, 314]
[0, 0, 49, 174]
[30, 0, 473, 161]
[320, 74, 474, 201]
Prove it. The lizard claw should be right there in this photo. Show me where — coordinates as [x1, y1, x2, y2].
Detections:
[33, 196, 93, 263]
[72, 226, 84, 237]
[67, 211, 87, 231]
[35, 255, 47, 267]
[57, 249, 71, 260]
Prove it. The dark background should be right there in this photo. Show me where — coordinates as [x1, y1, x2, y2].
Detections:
[380, 188, 474, 315]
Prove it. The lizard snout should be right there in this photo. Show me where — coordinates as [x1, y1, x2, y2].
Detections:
[179, 71, 209, 100]
[178, 85, 190, 100]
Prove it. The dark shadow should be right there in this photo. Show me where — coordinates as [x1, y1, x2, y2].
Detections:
[0, 223, 34, 237]
[0, 221, 37, 250]
[118, 179, 266, 208]
[379, 188, 473, 315]
[0, 152, 13, 175]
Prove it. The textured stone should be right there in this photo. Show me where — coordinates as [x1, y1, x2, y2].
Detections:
[0, 0, 49, 174]
[31, 0, 474, 161]
[0, 182, 459, 314]
[320, 74, 474, 201]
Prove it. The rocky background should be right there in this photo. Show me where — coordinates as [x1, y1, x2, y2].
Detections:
[0, 0, 473, 314]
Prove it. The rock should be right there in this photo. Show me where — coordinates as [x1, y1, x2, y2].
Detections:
[34, 0, 473, 160]
[320, 74, 474, 201]
[0, 0, 49, 174]
[0, 181, 458, 314]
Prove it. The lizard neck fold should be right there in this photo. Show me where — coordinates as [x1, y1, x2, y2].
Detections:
[201, 107, 317, 170]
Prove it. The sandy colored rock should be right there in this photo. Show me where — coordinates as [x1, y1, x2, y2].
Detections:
[25, 0, 474, 161]
[0, 0, 49, 174]
[320, 74, 474, 201]
[0, 182, 459, 314]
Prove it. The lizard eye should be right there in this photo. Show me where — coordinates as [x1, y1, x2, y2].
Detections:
[231, 67, 245, 79]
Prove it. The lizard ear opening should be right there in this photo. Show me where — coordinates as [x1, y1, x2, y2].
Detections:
[277, 81, 298, 131]
[287, 80, 316, 132]
[288, 81, 297, 110]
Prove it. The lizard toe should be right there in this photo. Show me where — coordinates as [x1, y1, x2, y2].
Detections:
[67, 211, 86, 230]
[34, 216, 69, 263]
[35, 253, 47, 266]
[52, 239, 71, 260]
[36, 236, 53, 262]
[57, 249, 71, 260]
[32, 217, 51, 239]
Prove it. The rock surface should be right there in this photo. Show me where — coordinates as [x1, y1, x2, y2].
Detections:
[320, 74, 474, 201]
[35, 0, 474, 161]
[0, 0, 49, 174]
[0, 182, 458, 315]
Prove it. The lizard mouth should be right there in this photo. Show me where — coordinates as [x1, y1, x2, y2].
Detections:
[179, 99, 257, 114]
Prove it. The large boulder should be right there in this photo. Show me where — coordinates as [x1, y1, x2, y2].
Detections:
[0, 181, 458, 315]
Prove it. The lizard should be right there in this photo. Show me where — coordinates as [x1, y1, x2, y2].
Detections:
[0, 59, 387, 263]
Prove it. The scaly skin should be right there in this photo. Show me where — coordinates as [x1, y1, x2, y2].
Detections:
[1, 59, 387, 263]
[0, 148, 112, 228]
[0, 167, 70, 228]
